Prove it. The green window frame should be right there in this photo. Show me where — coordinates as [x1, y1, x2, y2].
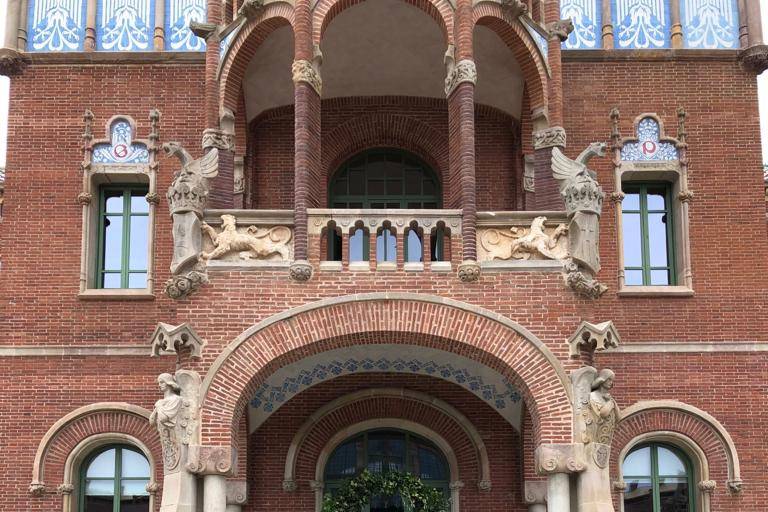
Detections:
[79, 444, 150, 512]
[329, 148, 442, 209]
[622, 183, 676, 286]
[324, 429, 450, 512]
[96, 186, 150, 289]
[622, 443, 695, 512]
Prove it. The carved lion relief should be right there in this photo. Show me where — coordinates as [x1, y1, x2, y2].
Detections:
[202, 214, 293, 262]
[478, 216, 568, 262]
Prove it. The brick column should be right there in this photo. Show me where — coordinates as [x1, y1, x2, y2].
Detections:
[290, 0, 321, 281]
[451, 0, 480, 282]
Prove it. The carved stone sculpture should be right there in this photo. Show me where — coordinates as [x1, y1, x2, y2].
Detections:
[201, 214, 293, 261]
[0, 48, 28, 76]
[164, 142, 219, 299]
[533, 127, 567, 150]
[568, 321, 621, 357]
[292, 47, 323, 96]
[500, 0, 528, 18]
[150, 370, 201, 512]
[238, 0, 265, 19]
[572, 367, 619, 512]
[150, 322, 205, 359]
[479, 216, 568, 262]
[547, 19, 575, 42]
[551, 144, 608, 298]
[444, 59, 477, 97]
[457, 260, 481, 282]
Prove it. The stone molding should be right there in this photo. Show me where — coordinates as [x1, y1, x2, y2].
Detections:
[292, 59, 322, 95]
[738, 44, 768, 74]
[186, 445, 235, 476]
[457, 260, 481, 282]
[523, 480, 547, 505]
[149, 322, 205, 358]
[534, 443, 586, 475]
[567, 320, 621, 357]
[307, 208, 462, 236]
[533, 127, 566, 150]
[0, 48, 28, 75]
[226, 480, 248, 505]
[444, 59, 477, 96]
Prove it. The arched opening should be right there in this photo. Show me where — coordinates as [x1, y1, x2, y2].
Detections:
[622, 442, 695, 512]
[329, 148, 442, 209]
[79, 444, 151, 512]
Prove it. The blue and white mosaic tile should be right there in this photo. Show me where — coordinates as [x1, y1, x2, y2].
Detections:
[681, 0, 738, 49]
[92, 120, 149, 164]
[96, 0, 153, 51]
[621, 117, 678, 161]
[561, 0, 601, 49]
[612, 0, 670, 49]
[165, 0, 206, 51]
[28, 0, 87, 52]
[524, 23, 548, 57]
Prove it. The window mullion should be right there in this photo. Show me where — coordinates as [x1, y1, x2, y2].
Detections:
[121, 191, 131, 288]
[639, 186, 652, 286]
[651, 445, 661, 512]
[114, 448, 122, 512]
[666, 186, 676, 285]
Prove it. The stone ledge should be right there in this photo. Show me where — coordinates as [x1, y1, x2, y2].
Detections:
[24, 51, 206, 66]
[617, 285, 694, 297]
[481, 260, 564, 272]
[562, 49, 739, 62]
[78, 289, 155, 301]
[206, 260, 290, 271]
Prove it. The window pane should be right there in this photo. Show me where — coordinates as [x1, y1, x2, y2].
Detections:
[84, 495, 114, 512]
[406, 231, 422, 263]
[646, 187, 667, 210]
[650, 269, 671, 286]
[129, 216, 149, 270]
[623, 192, 640, 211]
[121, 449, 151, 478]
[625, 269, 643, 286]
[121, 479, 150, 496]
[658, 479, 689, 512]
[103, 216, 124, 270]
[417, 445, 447, 480]
[350, 229, 366, 262]
[622, 213, 642, 268]
[657, 447, 687, 476]
[119, 495, 151, 512]
[423, 179, 436, 195]
[370, 494, 404, 512]
[130, 194, 149, 214]
[387, 179, 403, 195]
[368, 180, 386, 195]
[102, 273, 122, 289]
[405, 172, 421, 194]
[368, 432, 405, 473]
[128, 273, 147, 289]
[648, 213, 669, 267]
[104, 192, 124, 213]
[623, 447, 651, 477]
[325, 438, 360, 479]
[87, 449, 116, 478]
[431, 229, 444, 262]
[349, 171, 365, 195]
[85, 479, 115, 495]
[623, 479, 652, 512]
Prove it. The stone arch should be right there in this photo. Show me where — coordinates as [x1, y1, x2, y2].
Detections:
[321, 110, 450, 205]
[29, 403, 161, 498]
[613, 400, 743, 493]
[472, 4, 548, 115]
[312, 0, 454, 45]
[200, 293, 574, 449]
[219, 3, 295, 114]
[283, 388, 491, 489]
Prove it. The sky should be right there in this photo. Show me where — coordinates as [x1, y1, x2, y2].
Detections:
[2, 2, 768, 167]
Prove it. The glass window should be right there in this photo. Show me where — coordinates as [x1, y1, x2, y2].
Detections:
[327, 226, 342, 262]
[329, 149, 441, 209]
[324, 430, 449, 512]
[349, 228, 369, 262]
[97, 186, 149, 289]
[376, 228, 396, 263]
[405, 229, 423, 263]
[430, 227, 446, 262]
[623, 443, 693, 512]
[81, 445, 150, 512]
[622, 183, 675, 286]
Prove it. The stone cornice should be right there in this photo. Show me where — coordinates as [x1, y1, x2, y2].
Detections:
[20, 51, 206, 66]
[562, 49, 739, 63]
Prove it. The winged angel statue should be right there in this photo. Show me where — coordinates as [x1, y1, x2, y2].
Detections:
[551, 144, 608, 298]
[149, 371, 201, 473]
[163, 143, 219, 298]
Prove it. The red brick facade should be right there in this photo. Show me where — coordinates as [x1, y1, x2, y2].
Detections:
[1, 0, 767, 511]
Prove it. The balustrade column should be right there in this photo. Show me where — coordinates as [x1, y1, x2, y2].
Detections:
[290, 0, 321, 281]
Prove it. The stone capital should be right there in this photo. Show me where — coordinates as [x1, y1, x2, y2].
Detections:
[457, 260, 481, 282]
[547, 19, 575, 42]
[533, 127, 567, 150]
[0, 48, 28, 76]
[292, 59, 322, 95]
[186, 445, 235, 476]
[289, 260, 314, 282]
[739, 44, 768, 74]
[523, 480, 547, 505]
[445, 59, 477, 96]
[534, 443, 586, 475]
[202, 128, 235, 152]
[226, 480, 248, 505]
[697, 480, 716, 494]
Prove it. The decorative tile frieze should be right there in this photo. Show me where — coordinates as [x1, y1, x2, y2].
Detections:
[166, 0, 207, 51]
[561, 0, 601, 49]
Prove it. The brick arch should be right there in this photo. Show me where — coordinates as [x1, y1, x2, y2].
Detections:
[611, 401, 742, 492]
[313, 0, 454, 45]
[30, 403, 162, 493]
[473, 5, 548, 114]
[219, 3, 295, 113]
[200, 293, 574, 449]
[321, 109, 450, 206]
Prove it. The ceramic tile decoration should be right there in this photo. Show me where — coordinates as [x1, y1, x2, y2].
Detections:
[613, 0, 671, 49]
[96, 0, 153, 51]
[681, 0, 739, 49]
[561, 0, 601, 49]
[621, 117, 679, 161]
[28, 0, 87, 51]
[165, 0, 206, 51]
[92, 120, 150, 164]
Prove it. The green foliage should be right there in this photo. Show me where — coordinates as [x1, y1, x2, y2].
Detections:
[321, 470, 449, 512]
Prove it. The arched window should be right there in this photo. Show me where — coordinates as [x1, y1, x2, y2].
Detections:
[329, 149, 441, 209]
[81, 445, 150, 512]
[324, 429, 449, 511]
[623, 443, 694, 512]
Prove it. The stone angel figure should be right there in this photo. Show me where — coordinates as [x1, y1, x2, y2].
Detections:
[149, 370, 201, 473]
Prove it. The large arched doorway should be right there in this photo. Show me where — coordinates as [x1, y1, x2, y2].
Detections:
[329, 148, 442, 209]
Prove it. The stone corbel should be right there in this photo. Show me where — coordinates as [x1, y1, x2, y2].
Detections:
[150, 322, 205, 358]
[289, 260, 313, 281]
[533, 127, 566, 150]
[547, 19, 574, 42]
[292, 46, 323, 96]
[238, 0, 265, 19]
[189, 22, 219, 41]
[0, 48, 28, 76]
[202, 129, 235, 152]
[568, 320, 620, 357]
[457, 260, 481, 282]
[534, 444, 586, 475]
[187, 445, 236, 476]
[444, 59, 477, 97]
[738, 45, 768, 74]
[500, 0, 528, 18]
[28, 482, 46, 497]
[523, 480, 547, 505]
[612, 480, 627, 492]
[57, 483, 75, 495]
[727, 478, 743, 494]
[227, 480, 248, 505]
[698, 480, 716, 494]
[282, 479, 297, 492]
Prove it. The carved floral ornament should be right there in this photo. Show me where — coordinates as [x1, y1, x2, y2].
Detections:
[292, 47, 323, 96]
